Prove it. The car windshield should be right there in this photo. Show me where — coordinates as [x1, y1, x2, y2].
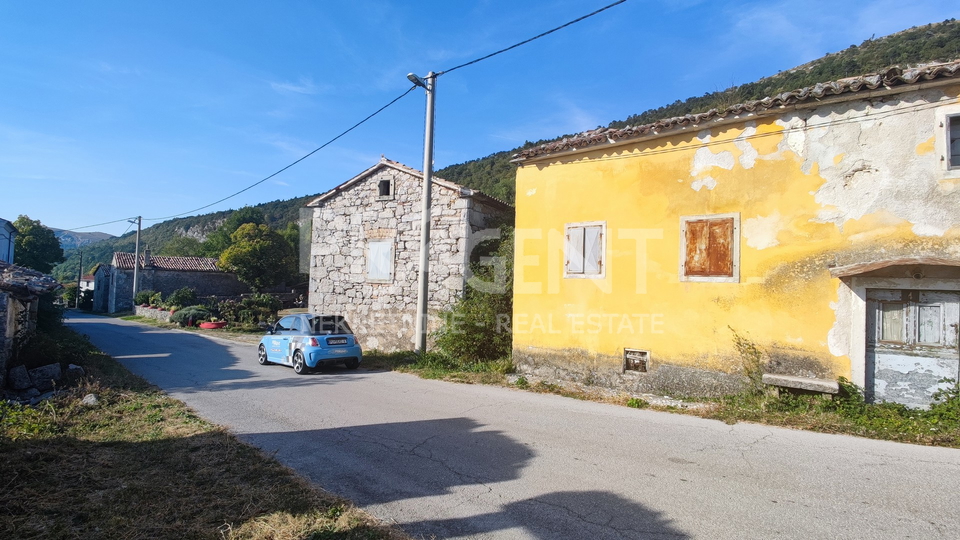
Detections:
[307, 315, 353, 335]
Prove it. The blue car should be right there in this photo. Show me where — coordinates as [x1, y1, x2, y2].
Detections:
[258, 313, 362, 374]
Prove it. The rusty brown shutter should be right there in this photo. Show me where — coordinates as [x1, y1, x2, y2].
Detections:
[685, 218, 734, 277]
[684, 220, 710, 276]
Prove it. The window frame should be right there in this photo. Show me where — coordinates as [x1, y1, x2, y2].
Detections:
[679, 213, 740, 283]
[377, 177, 394, 200]
[564, 221, 606, 279]
[948, 114, 960, 170]
[874, 298, 948, 348]
[366, 239, 394, 283]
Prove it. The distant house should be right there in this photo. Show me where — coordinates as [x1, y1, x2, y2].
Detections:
[93, 248, 250, 313]
[0, 218, 16, 264]
[79, 274, 95, 292]
[306, 157, 513, 351]
[511, 60, 960, 408]
[1, 261, 61, 388]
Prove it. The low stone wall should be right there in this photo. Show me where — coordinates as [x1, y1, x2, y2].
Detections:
[513, 346, 748, 398]
[135, 306, 172, 322]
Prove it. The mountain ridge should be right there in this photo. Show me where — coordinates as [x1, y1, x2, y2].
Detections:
[51, 18, 960, 282]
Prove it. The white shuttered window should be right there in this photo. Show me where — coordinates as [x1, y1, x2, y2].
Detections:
[367, 240, 394, 282]
[565, 222, 605, 278]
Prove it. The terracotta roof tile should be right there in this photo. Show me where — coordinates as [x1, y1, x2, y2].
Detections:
[113, 252, 221, 272]
[513, 60, 960, 161]
[0, 260, 62, 296]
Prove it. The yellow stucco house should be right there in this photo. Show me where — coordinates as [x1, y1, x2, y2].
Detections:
[510, 60, 960, 407]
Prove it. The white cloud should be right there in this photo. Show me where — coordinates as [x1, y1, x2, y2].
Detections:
[269, 77, 324, 95]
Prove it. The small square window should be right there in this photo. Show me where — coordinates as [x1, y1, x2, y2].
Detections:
[377, 178, 394, 200]
[680, 213, 739, 283]
[623, 349, 649, 372]
[564, 222, 605, 278]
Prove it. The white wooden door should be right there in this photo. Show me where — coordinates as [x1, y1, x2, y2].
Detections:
[865, 289, 960, 408]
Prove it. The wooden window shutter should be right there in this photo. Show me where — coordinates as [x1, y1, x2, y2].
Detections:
[566, 227, 584, 274]
[684, 220, 711, 276]
[685, 217, 734, 277]
[583, 226, 603, 275]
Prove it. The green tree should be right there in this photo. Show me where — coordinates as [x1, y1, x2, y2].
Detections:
[13, 215, 64, 274]
[202, 207, 265, 258]
[218, 223, 295, 292]
[159, 236, 204, 257]
[434, 226, 514, 363]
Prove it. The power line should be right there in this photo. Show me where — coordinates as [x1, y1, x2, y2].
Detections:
[144, 85, 418, 223]
[68, 216, 138, 231]
[438, 0, 627, 76]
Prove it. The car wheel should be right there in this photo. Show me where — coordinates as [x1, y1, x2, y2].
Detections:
[344, 358, 360, 370]
[293, 350, 308, 375]
[258, 344, 271, 365]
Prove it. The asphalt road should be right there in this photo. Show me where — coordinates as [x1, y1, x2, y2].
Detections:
[68, 312, 960, 539]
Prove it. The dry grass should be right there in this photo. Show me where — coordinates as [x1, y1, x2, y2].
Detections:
[1, 333, 408, 540]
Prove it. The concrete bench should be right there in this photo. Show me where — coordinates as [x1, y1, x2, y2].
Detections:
[761, 374, 839, 395]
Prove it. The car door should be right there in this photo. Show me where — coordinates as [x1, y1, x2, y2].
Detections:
[267, 316, 297, 364]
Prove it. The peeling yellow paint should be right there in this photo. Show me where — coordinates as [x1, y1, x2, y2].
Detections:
[513, 86, 960, 386]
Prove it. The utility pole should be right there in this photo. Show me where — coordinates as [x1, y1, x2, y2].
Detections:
[408, 71, 436, 353]
[130, 216, 142, 301]
[75, 250, 83, 309]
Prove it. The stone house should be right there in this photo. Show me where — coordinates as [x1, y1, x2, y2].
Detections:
[306, 157, 513, 351]
[93, 248, 250, 313]
[0, 218, 16, 264]
[1, 260, 61, 388]
[511, 60, 960, 407]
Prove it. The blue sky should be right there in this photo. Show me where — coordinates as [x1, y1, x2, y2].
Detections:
[2, 0, 959, 236]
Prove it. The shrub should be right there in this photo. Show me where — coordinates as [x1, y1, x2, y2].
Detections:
[134, 290, 156, 305]
[169, 306, 212, 327]
[434, 226, 513, 363]
[215, 294, 282, 325]
[165, 287, 197, 310]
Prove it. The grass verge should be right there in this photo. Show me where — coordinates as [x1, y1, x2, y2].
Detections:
[687, 378, 960, 447]
[361, 350, 513, 385]
[1, 326, 408, 540]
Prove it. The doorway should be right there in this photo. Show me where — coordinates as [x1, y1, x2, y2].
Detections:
[865, 289, 960, 407]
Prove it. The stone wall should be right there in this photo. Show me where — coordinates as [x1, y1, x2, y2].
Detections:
[99, 266, 250, 313]
[309, 164, 512, 352]
[134, 305, 172, 322]
[0, 292, 9, 388]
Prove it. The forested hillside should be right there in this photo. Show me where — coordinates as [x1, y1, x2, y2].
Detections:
[52, 195, 315, 281]
[53, 18, 960, 282]
[437, 18, 960, 203]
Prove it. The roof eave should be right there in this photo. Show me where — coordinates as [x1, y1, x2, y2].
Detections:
[513, 69, 960, 165]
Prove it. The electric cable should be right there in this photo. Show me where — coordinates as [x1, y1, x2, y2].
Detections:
[143, 85, 418, 222]
[438, 0, 627, 76]
[68, 216, 139, 231]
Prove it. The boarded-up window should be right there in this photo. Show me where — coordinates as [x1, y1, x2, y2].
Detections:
[565, 222, 604, 277]
[367, 240, 393, 281]
[680, 214, 739, 282]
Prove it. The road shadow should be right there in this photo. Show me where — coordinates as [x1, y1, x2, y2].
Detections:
[66, 313, 391, 393]
[406, 490, 689, 539]
[243, 417, 534, 506]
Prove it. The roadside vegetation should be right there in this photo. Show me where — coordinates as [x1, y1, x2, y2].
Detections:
[1, 310, 407, 539]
